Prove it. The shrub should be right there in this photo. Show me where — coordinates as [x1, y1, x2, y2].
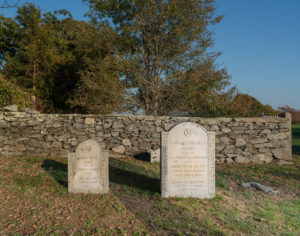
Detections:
[0, 74, 33, 108]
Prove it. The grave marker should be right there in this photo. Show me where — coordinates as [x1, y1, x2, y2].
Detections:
[68, 139, 109, 194]
[150, 148, 160, 163]
[161, 122, 215, 198]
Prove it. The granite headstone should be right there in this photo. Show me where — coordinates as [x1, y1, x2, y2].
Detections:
[68, 139, 109, 194]
[161, 122, 215, 198]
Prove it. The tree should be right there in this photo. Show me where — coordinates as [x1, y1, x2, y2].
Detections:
[1, 3, 64, 110]
[0, 0, 19, 8]
[278, 105, 296, 114]
[230, 93, 278, 117]
[84, 0, 232, 116]
[163, 54, 235, 117]
[0, 73, 32, 107]
[64, 20, 125, 114]
[1, 3, 126, 113]
[0, 12, 22, 70]
[278, 105, 299, 124]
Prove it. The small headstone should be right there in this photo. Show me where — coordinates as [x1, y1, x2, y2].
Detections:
[150, 148, 160, 163]
[161, 122, 215, 198]
[68, 139, 109, 194]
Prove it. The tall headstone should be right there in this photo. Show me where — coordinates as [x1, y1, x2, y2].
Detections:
[161, 122, 215, 198]
[68, 139, 109, 194]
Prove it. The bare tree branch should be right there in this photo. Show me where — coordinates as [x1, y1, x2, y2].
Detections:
[0, 0, 20, 8]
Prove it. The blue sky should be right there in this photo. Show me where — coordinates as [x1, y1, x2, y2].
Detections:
[1, 0, 299, 110]
[214, 0, 300, 110]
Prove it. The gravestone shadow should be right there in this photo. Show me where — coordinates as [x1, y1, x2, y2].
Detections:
[41, 159, 68, 188]
[109, 158, 160, 194]
[133, 152, 151, 162]
[41, 158, 160, 193]
[40, 158, 211, 234]
[108, 158, 214, 235]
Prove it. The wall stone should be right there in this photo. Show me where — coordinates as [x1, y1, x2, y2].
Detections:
[0, 111, 292, 163]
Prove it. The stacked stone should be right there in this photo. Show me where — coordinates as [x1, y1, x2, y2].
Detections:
[212, 118, 291, 163]
[0, 110, 292, 163]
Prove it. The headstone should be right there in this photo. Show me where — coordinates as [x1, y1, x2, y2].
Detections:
[150, 148, 160, 163]
[161, 122, 215, 198]
[68, 139, 109, 194]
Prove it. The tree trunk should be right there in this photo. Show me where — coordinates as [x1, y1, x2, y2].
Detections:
[145, 95, 150, 115]
[153, 96, 158, 116]
[32, 63, 37, 110]
[153, 35, 160, 116]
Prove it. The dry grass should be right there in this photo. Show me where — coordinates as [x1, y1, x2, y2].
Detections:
[0, 125, 299, 235]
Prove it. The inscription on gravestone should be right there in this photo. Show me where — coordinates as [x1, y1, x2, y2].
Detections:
[161, 122, 215, 198]
[68, 139, 109, 194]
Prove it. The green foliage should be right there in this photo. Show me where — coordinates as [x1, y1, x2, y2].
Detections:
[0, 2, 277, 117]
[0, 3, 67, 111]
[84, 0, 232, 116]
[0, 74, 32, 107]
[0, 3, 126, 113]
[229, 93, 278, 117]
[64, 21, 125, 114]
[0, 78, 12, 106]
[164, 56, 236, 117]
[215, 179, 230, 189]
[0, 14, 20, 68]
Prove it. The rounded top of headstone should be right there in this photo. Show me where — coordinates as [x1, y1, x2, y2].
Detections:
[169, 122, 208, 137]
[75, 139, 102, 157]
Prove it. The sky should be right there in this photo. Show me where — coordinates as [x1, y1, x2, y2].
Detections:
[1, 0, 300, 110]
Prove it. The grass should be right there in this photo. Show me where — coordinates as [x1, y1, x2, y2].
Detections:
[0, 126, 299, 235]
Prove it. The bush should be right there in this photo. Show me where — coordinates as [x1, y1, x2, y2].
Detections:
[0, 75, 33, 108]
[230, 93, 278, 117]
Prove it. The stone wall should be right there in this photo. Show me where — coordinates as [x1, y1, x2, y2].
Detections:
[0, 111, 292, 163]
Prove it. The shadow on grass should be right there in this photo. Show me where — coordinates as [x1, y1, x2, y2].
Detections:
[216, 163, 300, 186]
[41, 159, 68, 188]
[133, 152, 151, 162]
[109, 158, 225, 235]
[40, 158, 225, 235]
[292, 145, 300, 156]
[262, 166, 300, 183]
[40, 158, 160, 193]
[109, 159, 160, 194]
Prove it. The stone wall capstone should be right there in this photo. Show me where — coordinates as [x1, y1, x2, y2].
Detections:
[0, 111, 292, 163]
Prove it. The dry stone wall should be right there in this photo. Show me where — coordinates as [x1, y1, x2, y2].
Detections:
[0, 111, 292, 163]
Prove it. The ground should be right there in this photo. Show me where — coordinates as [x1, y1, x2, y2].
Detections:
[0, 126, 299, 235]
